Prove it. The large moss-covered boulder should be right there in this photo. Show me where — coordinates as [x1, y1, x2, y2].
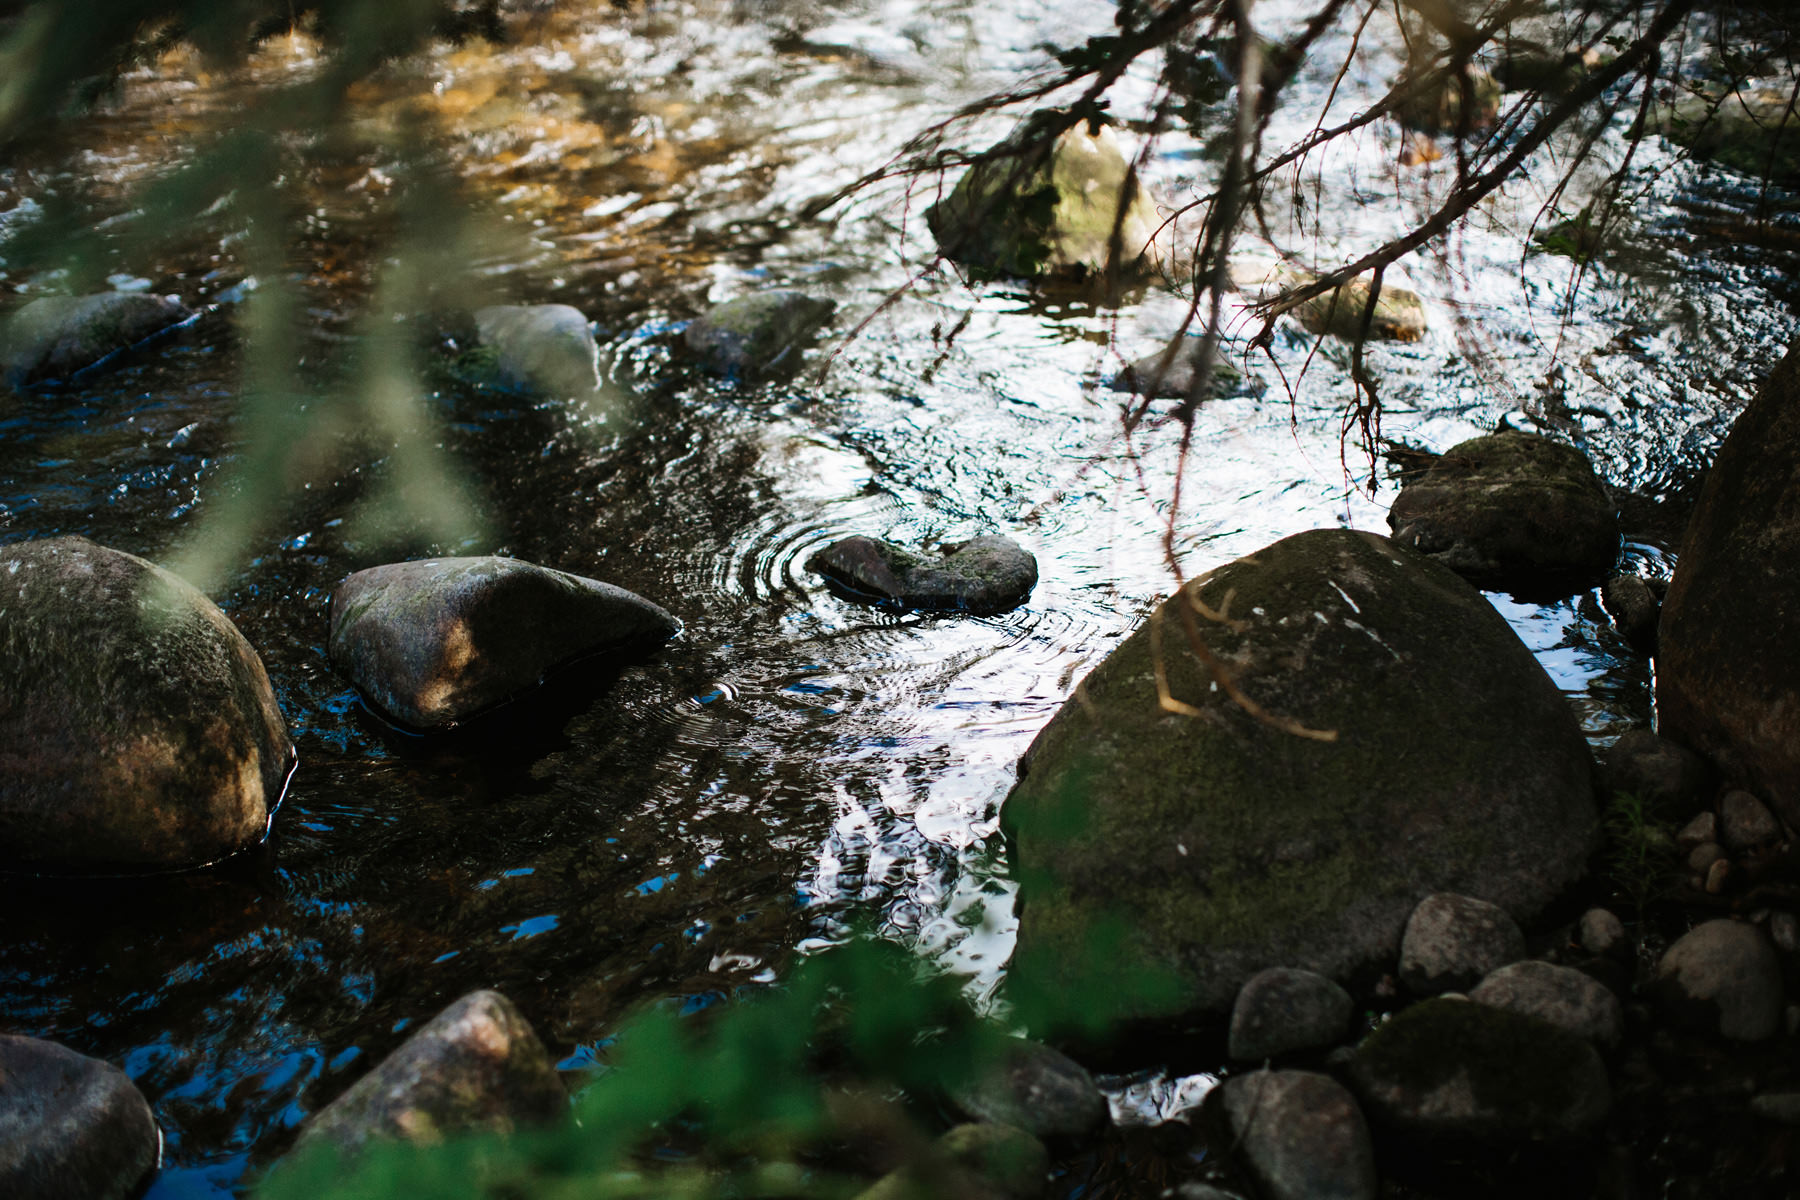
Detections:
[1658, 340, 1800, 827]
[926, 116, 1164, 281]
[327, 556, 679, 731]
[1386, 432, 1619, 595]
[290, 990, 566, 1159]
[1003, 529, 1597, 1026]
[0, 292, 193, 389]
[0, 1035, 161, 1200]
[0, 536, 294, 870]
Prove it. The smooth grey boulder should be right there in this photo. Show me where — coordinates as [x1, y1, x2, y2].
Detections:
[1217, 1070, 1376, 1200]
[0, 1035, 161, 1200]
[946, 1036, 1107, 1140]
[926, 115, 1164, 281]
[472, 304, 601, 396]
[0, 291, 193, 388]
[1228, 967, 1356, 1062]
[1346, 998, 1612, 1144]
[292, 990, 566, 1158]
[1719, 790, 1783, 852]
[1386, 431, 1619, 595]
[808, 535, 1037, 616]
[0, 536, 294, 870]
[1598, 729, 1711, 816]
[1658, 339, 1800, 827]
[1004, 529, 1597, 1026]
[1399, 893, 1527, 995]
[1108, 339, 1254, 400]
[327, 556, 679, 730]
[1578, 908, 1626, 958]
[1468, 960, 1624, 1048]
[684, 290, 835, 375]
[1650, 919, 1784, 1041]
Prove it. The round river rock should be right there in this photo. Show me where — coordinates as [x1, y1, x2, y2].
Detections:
[1003, 528, 1597, 1025]
[808, 534, 1037, 615]
[0, 1034, 161, 1200]
[0, 536, 294, 870]
[1, 291, 193, 389]
[328, 556, 679, 731]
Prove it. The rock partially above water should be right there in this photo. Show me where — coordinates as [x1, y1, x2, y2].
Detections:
[927, 115, 1164, 281]
[472, 303, 602, 396]
[0, 291, 193, 389]
[0, 536, 294, 870]
[1658, 338, 1800, 829]
[328, 556, 680, 730]
[1386, 431, 1619, 595]
[1347, 998, 1611, 1144]
[0, 1035, 161, 1200]
[808, 535, 1038, 615]
[684, 290, 836, 375]
[1003, 529, 1597, 1026]
[1286, 271, 1427, 342]
[291, 990, 566, 1159]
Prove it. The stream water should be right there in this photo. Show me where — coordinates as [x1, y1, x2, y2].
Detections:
[1, 1, 1797, 1196]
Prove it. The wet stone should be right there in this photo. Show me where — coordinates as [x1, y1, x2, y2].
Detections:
[1400, 893, 1527, 996]
[684, 290, 835, 375]
[471, 303, 601, 396]
[0, 1035, 161, 1200]
[1601, 573, 1660, 652]
[0, 291, 193, 388]
[327, 556, 679, 731]
[1217, 1070, 1376, 1200]
[808, 535, 1037, 616]
[1467, 960, 1625, 1048]
[1579, 908, 1627, 958]
[1652, 919, 1785, 1041]
[945, 1036, 1107, 1140]
[290, 989, 566, 1159]
[1719, 790, 1783, 851]
[1750, 1092, 1800, 1125]
[1228, 967, 1356, 1062]
[1288, 271, 1427, 342]
[0, 536, 294, 870]
[1386, 431, 1619, 595]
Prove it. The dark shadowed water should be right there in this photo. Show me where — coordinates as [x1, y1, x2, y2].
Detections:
[1, 1, 1797, 1195]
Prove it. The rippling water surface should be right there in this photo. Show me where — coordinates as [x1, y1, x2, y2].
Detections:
[1, 1, 1797, 1194]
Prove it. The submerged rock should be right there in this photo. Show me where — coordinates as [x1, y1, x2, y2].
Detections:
[0, 536, 294, 870]
[808, 535, 1037, 615]
[0, 1035, 161, 1200]
[1228, 967, 1356, 1062]
[1003, 529, 1597, 1026]
[1650, 919, 1784, 1042]
[1386, 431, 1619, 594]
[328, 556, 679, 731]
[1398, 893, 1527, 996]
[0, 291, 193, 389]
[1217, 1070, 1376, 1200]
[1347, 998, 1611, 1143]
[471, 303, 601, 396]
[1658, 339, 1800, 828]
[945, 1036, 1107, 1140]
[291, 990, 566, 1159]
[684, 290, 836, 375]
[927, 115, 1164, 281]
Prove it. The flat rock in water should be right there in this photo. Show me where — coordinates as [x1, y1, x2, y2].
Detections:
[684, 290, 835, 375]
[0, 1035, 161, 1200]
[1346, 998, 1612, 1145]
[1387, 431, 1619, 595]
[0, 291, 193, 388]
[808, 535, 1037, 615]
[290, 989, 566, 1159]
[1003, 529, 1597, 1026]
[1218, 1070, 1376, 1200]
[472, 304, 601, 396]
[1658, 339, 1800, 828]
[328, 556, 679, 730]
[926, 116, 1165, 281]
[0, 536, 294, 870]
